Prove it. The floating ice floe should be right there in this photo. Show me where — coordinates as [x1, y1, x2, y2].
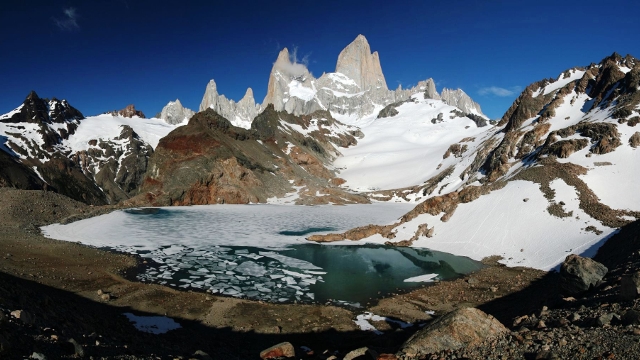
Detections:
[403, 273, 438, 282]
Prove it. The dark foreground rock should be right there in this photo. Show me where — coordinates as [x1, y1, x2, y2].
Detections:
[559, 254, 608, 295]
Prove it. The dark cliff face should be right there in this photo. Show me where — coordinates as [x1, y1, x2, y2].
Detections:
[139, 107, 367, 206]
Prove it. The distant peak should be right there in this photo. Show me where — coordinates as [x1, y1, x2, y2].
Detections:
[354, 34, 369, 43]
[244, 88, 254, 98]
[207, 79, 218, 90]
[26, 90, 40, 101]
[276, 48, 290, 64]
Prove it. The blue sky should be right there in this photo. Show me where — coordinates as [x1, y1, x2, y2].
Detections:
[1, 0, 639, 120]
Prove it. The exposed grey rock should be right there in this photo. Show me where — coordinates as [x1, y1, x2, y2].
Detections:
[423, 78, 440, 100]
[159, 99, 195, 125]
[30, 352, 47, 360]
[344, 346, 378, 360]
[596, 313, 618, 326]
[399, 307, 508, 357]
[200, 79, 262, 128]
[260, 35, 486, 120]
[335, 34, 387, 91]
[619, 271, 640, 300]
[559, 254, 608, 295]
[440, 88, 484, 116]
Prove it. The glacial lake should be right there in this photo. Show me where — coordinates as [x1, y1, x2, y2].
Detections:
[42, 204, 483, 306]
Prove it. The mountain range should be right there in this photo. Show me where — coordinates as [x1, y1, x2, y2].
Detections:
[1, 35, 639, 270]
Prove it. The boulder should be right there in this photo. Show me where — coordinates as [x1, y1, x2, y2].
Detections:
[260, 342, 295, 359]
[10, 309, 35, 325]
[343, 347, 378, 360]
[399, 307, 508, 357]
[559, 254, 607, 295]
[619, 271, 640, 301]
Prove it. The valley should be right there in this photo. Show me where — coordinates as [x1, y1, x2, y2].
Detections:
[1, 32, 640, 359]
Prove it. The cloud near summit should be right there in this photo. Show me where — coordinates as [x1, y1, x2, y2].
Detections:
[478, 86, 522, 97]
[275, 46, 312, 79]
[54, 7, 79, 31]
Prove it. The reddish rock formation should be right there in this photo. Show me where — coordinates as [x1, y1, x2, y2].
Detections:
[108, 104, 146, 118]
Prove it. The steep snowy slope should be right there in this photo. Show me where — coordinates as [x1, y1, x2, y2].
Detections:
[312, 53, 640, 271]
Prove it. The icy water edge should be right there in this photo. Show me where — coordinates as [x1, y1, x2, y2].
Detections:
[42, 204, 483, 307]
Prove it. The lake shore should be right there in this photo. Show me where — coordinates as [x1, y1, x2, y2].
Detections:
[0, 188, 554, 358]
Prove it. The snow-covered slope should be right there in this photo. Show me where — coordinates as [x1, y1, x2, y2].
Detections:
[334, 94, 491, 193]
[0, 92, 180, 204]
[67, 114, 176, 151]
[313, 52, 640, 271]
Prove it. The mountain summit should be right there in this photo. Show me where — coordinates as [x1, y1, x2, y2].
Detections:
[335, 34, 387, 91]
[196, 35, 485, 125]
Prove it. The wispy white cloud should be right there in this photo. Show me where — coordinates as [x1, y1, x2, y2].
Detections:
[54, 7, 79, 31]
[478, 86, 521, 97]
[275, 46, 312, 78]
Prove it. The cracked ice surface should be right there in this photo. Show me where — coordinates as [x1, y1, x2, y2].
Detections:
[42, 203, 413, 304]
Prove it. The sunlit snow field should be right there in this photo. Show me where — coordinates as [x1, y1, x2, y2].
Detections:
[42, 203, 482, 305]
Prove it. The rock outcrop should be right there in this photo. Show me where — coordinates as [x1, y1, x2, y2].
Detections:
[440, 88, 484, 116]
[159, 99, 195, 125]
[108, 104, 145, 118]
[399, 308, 508, 357]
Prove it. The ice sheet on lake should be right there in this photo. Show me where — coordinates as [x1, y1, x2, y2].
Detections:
[41, 203, 414, 304]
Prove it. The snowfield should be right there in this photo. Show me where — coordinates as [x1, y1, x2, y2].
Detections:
[67, 114, 179, 151]
[333, 95, 492, 192]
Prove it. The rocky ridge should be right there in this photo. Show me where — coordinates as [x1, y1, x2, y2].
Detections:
[0, 92, 157, 205]
[195, 35, 485, 128]
[260, 35, 485, 120]
[108, 104, 146, 118]
[137, 105, 367, 206]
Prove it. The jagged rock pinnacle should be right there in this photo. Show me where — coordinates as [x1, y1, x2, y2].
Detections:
[335, 34, 387, 91]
